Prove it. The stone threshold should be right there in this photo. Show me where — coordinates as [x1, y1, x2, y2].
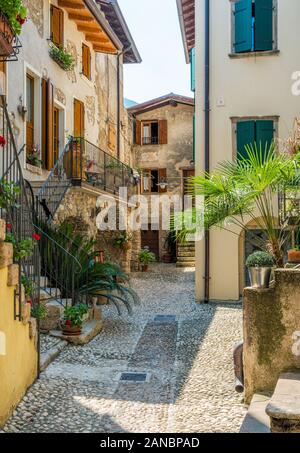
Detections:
[240, 393, 271, 433]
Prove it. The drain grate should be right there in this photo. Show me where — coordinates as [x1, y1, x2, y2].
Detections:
[120, 372, 148, 382]
[154, 315, 176, 322]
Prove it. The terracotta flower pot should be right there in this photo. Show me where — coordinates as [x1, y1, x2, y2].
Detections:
[63, 324, 82, 336]
[288, 249, 300, 264]
[141, 264, 148, 272]
[0, 15, 14, 58]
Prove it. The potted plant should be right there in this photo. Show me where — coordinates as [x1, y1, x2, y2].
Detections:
[62, 304, 89, 336]
[288, 230, 300, 264]
[0, 1, 27, 57]
[114, 232, 132, 251]
[49, 45, 75, 71]
[138, 248, 156, 272]
[26, 145, 42, 168]
[246, 251, 275, 289]
[163, 231, 177, 263]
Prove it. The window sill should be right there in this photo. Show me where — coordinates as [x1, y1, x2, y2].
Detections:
[229, 49, 280, 59]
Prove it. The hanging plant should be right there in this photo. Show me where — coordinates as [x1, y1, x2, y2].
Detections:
[49, 45, 75, 71]
[0, 0, 27, 35]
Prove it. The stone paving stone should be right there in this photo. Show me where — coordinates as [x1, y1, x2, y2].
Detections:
[2, 266, 246, 433]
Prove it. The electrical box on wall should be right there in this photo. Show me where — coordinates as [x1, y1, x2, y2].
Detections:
[217, 97, 225, 107]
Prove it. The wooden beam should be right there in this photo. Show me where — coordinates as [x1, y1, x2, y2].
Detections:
[77, 24, 99, 32]
[85, 33, 110, 44]
[58, 0, 85, 9]
[93, 44, 116, 54]
[68, 13, 93, 21]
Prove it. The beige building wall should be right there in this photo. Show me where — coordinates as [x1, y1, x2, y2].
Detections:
[133, 102, 194, 259]
[195, 0, 300, 301]
[5, 0, 132, 183]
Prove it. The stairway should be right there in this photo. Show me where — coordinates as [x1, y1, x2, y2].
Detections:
[240, 371, 300, 433]
[176, 242, 195, 268]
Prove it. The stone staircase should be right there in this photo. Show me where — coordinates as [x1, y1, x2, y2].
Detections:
[240, 372, 300, 433]
[176, 242, 195, 268]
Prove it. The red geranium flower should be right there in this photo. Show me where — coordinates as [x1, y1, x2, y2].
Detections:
[16, 14, 26, 26]
[32, 233, 41, 241]
[6, 223, 12, 231]
[65, 320, 71, 327]
[28, 299, 33, 306]
[0, 135, 6, 147]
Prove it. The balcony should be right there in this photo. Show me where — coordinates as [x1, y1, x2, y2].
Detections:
[142, 136, 159, 145]
[0, 12, 22, 62]
[64, 138, 137, 197]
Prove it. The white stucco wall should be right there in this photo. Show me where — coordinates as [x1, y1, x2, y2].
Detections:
[195, 0, 300, 301]
[4, 0, 131, 181]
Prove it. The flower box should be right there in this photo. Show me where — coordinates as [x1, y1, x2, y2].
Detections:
[0, 14, 15, 57]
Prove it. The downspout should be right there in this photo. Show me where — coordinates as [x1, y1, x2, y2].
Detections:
[204, 0, 210, 303]
[117, 46, 132, 160]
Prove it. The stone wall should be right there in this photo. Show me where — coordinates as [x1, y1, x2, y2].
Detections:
[243, 269, 300, 404]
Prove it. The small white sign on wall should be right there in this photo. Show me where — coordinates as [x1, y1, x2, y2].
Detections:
[0, 331, 6, 356]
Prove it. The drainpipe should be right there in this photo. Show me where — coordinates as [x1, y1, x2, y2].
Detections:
[117, 46, 132, 160]
[204, 0, 210, 303]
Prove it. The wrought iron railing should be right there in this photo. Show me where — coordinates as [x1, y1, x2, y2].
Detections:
[0, 94, 40, 320]
[142, 136, 159, 145]
[0, 12, 22, 62]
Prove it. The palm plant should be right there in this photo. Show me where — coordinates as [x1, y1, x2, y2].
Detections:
[175, 143, 300, 268]
[39, 221, 140, 315]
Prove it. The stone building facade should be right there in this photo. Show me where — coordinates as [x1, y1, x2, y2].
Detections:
[128, 94, 195, 261]
[1, 0, 141, 272]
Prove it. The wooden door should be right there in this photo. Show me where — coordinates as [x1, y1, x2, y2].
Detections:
[53, 107, 60, 165]
[26, 74, 34, 153]
[183, 169, 195, 195]
[141, 227, 159, 261]
[74, 99, 84, 138]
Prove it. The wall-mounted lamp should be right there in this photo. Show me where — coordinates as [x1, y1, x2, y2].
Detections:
[17, 96, 27, 120]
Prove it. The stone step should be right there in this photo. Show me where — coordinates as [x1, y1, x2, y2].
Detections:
[176, 261, 195, 268]
[240, 393, 270, 433]
[177, 251, 195, 257]
[266, 372, 300, 433]
[177, 256, 196, 262]
[177, 245, 195, 251]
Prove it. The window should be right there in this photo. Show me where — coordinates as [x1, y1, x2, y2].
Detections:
[50, 5, 64, 47]
[135, 120, 168, 145]
[141, 169, 167, 194]
[236, 119, 275, 161]
[232, 0, 275, 54]
[82, 43, 91, 80]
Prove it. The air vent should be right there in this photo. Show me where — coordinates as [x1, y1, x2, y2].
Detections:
[120, 372, 148, 382]
[154, 315, 176, 322]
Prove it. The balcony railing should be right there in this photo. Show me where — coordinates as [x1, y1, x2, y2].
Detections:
[142, 136, 159, 145]
[65, 138, 137, 197]
[0, 12, 22, 62]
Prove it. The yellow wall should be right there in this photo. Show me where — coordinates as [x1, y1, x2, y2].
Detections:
[0, 266, 38, 426]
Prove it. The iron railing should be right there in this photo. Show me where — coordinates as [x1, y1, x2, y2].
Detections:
[0, 12, 22, 62]
[0, 94, 40, 319]
[142, 136, 159, 145]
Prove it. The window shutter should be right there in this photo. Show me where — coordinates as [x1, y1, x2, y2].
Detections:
[159, 120, 168, 145]
[193, 114, 195, 162]
[41, 78, 47, 169]
[190, 48, 196, 92]
[236, 120, 255, 161]
[51, 6, 63, 47]
[82, 44, 91, 79]
[135, 120, 141, 145]
[46, 80, 54, 170]
[255, 120, 274, 160]
[234, 0, 253, 53]
[158, 168, 167, 193]
[254, 0, 273, 51]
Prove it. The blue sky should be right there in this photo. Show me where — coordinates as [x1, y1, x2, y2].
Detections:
[118, 0, 191, 103]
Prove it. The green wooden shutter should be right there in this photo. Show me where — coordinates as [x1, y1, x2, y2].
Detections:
[237, 121, 255, 161]
[234, 0, 253, 53]
[190, 48, 195, 92]
[254, 0, 273, 51]
[255, 120, 274, 160]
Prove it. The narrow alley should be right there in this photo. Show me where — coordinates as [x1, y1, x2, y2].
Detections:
[2, 266, 246, 433]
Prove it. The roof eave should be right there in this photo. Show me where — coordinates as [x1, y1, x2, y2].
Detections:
[110, 0, 142, 64]
[176, 0, 191, 64]
[84, 0, 123, 51]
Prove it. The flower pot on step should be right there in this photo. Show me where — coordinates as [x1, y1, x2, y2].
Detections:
[288, 249, 300, 264]
[63, 324, 82, 336]
[141, 264, 148, 272]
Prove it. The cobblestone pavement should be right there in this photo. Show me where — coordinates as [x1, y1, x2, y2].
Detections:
[2, 265, 246, 433]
